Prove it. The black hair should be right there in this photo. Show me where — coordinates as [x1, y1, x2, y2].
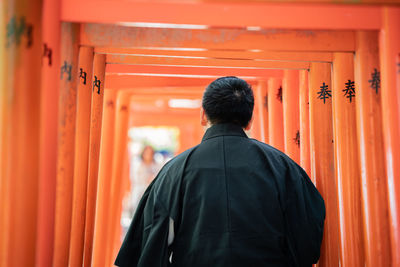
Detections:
[202, 76, 254, 128]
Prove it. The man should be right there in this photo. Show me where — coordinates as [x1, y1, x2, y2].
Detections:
[115, 76, 325, 267]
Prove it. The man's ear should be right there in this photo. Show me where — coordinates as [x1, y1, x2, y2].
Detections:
[200, 108, 208, 126]
[244, 116, 254, 131]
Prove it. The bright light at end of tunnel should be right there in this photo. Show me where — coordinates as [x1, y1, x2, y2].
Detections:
[168, 99, 201, 109]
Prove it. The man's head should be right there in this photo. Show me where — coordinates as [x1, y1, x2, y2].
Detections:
[201, 76, 254, 129]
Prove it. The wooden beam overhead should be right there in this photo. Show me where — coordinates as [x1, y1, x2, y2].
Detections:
[62, 1, 383, 30]
[81, 24, 356, 52]
[95, 47, 334, 62]
[105, 64, 284, 78]
[105, 54, 310, 69]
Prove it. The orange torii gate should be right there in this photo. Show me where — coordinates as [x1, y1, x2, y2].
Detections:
[1, 1, 400, 267]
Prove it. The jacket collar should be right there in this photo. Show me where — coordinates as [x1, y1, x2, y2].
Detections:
[201, 123, 248, 142]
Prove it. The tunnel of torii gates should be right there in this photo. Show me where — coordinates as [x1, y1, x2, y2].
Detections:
[1, 0, 400, 267]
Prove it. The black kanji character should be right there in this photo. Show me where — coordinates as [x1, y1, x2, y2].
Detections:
[43, 43, 52, 66]
[60, 61, 72, 81]
[79, 68, 87, 85]
[343, 80, 355, 103]
[93, 76, 101, 94]
[368, 68, 380, 94]
[25, 23, 33, 48]
[276, 86, 282, 103]
[293, 130, 300, 148]
[317, 82, 331, 104]
[6, 16, 32, 47]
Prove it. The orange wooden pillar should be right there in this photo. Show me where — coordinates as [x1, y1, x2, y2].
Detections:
[309, 62, 339, 267]
[332, 53, 364, 267]
[68, 47, 94, 267]
[259, 80, 269, 143]
[299, 70, 311, 177]
[82, 53, 106, 267]
[52, 22, 80, 267]
[380, 8, 400, 265]
[36, 0, 61, 266]
[106, 91, 131, 266]
[255, 81, 267, 142]
[91, 89, 118, 267]
[354, 31, 391, 267]
[282, 69, 300, 164]
[0, 2, 13, 266]
[267, 78, 284, 151]
[2, 0, 42, 266]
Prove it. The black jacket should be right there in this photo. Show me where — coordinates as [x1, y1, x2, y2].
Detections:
[115, 123, 325, 267]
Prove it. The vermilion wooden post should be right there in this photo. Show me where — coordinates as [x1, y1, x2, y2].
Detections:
[332, 52, 364, 267]
[252, 82, 263, 141]
[82, 53, 106, 267]
[380, 8, 400, 266]
[52, 22, 80, 267]
[68, 47, 94, 267]
[91, 89, 117, 267]
[354, 31, 391, 267]
[259, 80, 269, 143]
[299, 70, 311, 177]
[106, 91, 130, 266]
[267, 78, 284, 151]
[309, 62, 339, 267]
[282, 69, 300, 164]
[3, 1, 42, 266]
[255, 81, 268, 142]
[0, 1, 12, 266]
[36, 0, 61, 266]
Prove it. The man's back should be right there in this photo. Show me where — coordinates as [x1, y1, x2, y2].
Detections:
[172, 123, 289, 266]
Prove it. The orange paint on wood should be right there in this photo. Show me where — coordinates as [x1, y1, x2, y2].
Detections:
[332, 52, 364, 267]
[267, 78, 284, 151]
[36, 0, 61, 266]
[82, 53, 106, 266]
[91, 89, 117, 267]
[299, 70, 311, 177]
[354, 31, 391, 267]
[81, 24, 355, 52]
[52, 22, 80, 267]
[380, 8, 400, 266]
[282, 69, 300, 164]
[106, 91, 131, 266]
[106, 54, 310, 69]
[4, 0, 42, 266]
[256, 81, 268, 143]
[68, 47, 94, 267]
[106, 64, 284, 79]
[96, 47, 333, 62]
[309, 62, 339, 267]
[62, 1, 381, 30]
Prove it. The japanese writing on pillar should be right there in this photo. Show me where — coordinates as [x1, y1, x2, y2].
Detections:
[6, 16, 33, 48]
[60, 61, 72, 81]
[343, 80, 355, 103]
[79, 68, 87, 85]
[42, 43, 52, 66]
[368, 68, 380, 94]
[293, 130, 300, 147]
[93, 76, 101, 94]
[317, 82, 331, 104]
[106, 100, 114, 108]
[276, 86, 282, 103]
[397, 53, 400, 73]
